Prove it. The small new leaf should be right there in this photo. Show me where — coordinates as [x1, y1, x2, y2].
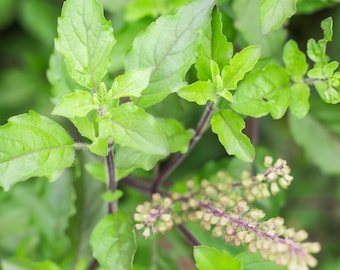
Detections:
[111, 67, 154, 99]
[52, 90, 98, 118]
[90, 211, 136, 270]
[0, 111, 74, 191]
[259, 0, 296, 34]
[211, 110, 254, 162]
[289, 83, 310, 118]
[55, 0, 115, 89]
[178, 81, 216, 105]
[321, 17, 333, 42]
[283, 40, 308, 80]
[222, 45, 261, 90]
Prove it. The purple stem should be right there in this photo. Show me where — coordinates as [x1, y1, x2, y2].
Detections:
[177, 224, 201, 246]
[106, 142, 117, 214]
[151, 101, 215, 194]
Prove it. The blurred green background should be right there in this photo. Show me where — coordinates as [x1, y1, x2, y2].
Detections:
[0, 0, 339, 269]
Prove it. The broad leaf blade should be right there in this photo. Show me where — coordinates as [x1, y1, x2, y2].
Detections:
[90, 211, 136, 270]
[0, 111, 74, 191]
[99, 103, 168, 155]
[259, 0, 296, 34]
[222, 45, 261, 90]
[211, 110, 254, 162]
[125, 0, 216, 107]
[194, 246, 242, 270]
[231, 63, 290, 119]
[55, 0, 115, 89]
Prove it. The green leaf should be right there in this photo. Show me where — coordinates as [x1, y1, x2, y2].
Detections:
[55, 0, 115, 89]
[156, 118, 194, 153]
[178, 81, 216, 105]
[283, 40, 308, 80]
[321, 17, 333, 42]
[289, 98, 340, 174]
[289, 83, 310, 118]
[306, 38, 324, 63]
[259, 0, 296, 34]
[52, 90, 98, 118]
[211, 110, 254, 162]
[115, 146, 164, 171]
[99, 103, 168, 155]
[90, 211, 136, 270]
[125, 0, 215, 107]
[67, 153, 106, 267]
[196, 7, 233, 81]
[2, 257, 61, 270]
[47, 50, 79, 102]
[221, 45, 261, 90]
[0, 111, 74, 191]
[89, 137, 109, 156]
[111, 67, 154, 99]
[236, 251, 286, 270]
[70, 115, 96, 141]
[231, 63, 290, 119]
[232, 0, 287, 58]
[314, 81, 340, 104]
[194, 246, 242, 270]
[102, 190, 123, 202]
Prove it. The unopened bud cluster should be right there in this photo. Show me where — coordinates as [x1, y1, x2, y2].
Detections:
[134, 157, 320, 269]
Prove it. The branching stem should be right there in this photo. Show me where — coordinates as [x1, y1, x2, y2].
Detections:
[151, 101, 215, 194]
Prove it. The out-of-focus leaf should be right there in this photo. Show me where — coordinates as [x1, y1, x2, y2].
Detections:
[47, 51, 79, 102]
[289, 98, 340, 174]
[0, 111, 74, 191]
[2, 257, 60, 270]
[259, 0, 296, 34]
[0, 0, 15, 30]
[232, 0, 287, 58]
[211, 110, 254, 162]
[67, 153, 106, 268]
[18, 0, 59, 46]
[90, 211, 136, 270]
[55, 0, 115, 89]
[125, 0, 215, 107]
[194, 246, 242, 270]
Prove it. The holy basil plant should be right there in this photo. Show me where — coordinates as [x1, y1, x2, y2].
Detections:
[1, 0, 339, 269]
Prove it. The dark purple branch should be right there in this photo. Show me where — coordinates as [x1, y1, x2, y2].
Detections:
[177, 224, 201, 246]
[105, 142, 117, 214]
[151, 101, 215, 194]
[87, 259, 98, 270]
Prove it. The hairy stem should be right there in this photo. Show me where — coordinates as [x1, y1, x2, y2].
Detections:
[151, 101, 215, 194]
[106, 142, 117, 214]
